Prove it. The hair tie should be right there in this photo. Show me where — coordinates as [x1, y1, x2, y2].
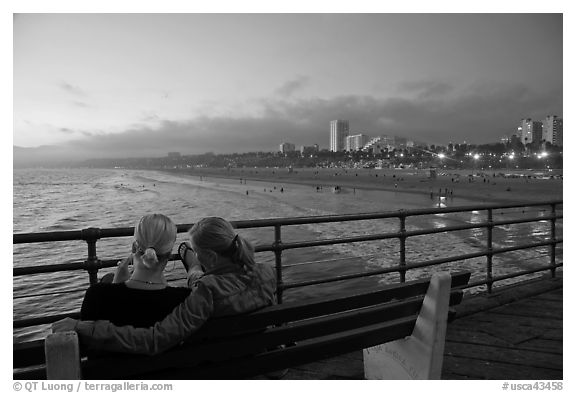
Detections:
[142, 247, 159, 267]
[219, 234, 239, 257]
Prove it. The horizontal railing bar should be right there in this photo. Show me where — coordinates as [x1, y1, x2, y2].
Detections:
[13, 234, 563, 278]
[13, 254, 184, 277]
[13, 312, 81, 329]
[13, 225, 195, 244]
[493, 214, 563, 227]
[13, 262, 86, 276]
[14, 200, 562, 244]
[405, 222, 497, 238]
[461, 263, 564, 290]
[491, 239, 562, 255]
[281, 239, 563, 290]
[257, 226, 563, 254]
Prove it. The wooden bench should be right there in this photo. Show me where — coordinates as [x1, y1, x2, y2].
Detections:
[32, 271, 471, 380]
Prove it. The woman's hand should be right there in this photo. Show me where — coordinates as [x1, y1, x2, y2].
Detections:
[52, 317, 79, 333]
[187, 267, 204, 281]
[113, 254, 133, 283]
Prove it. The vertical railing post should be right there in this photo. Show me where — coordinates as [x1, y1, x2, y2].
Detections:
[549, 203, 557, 278]
[399, 213, 407, 283]
[486, 208, 494, 293]
[81, 228, 101, 286]
[273, 224, 284, 304]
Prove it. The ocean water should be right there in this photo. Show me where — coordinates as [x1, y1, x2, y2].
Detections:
[13, 168, 562, 342]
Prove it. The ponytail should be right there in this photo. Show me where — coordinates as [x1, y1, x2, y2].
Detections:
[142, 247, 159, 268]
[233, 235, 256, 273]
[190, 217, 257, 274]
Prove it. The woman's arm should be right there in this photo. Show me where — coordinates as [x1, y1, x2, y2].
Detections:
[55, 283, 214, 355]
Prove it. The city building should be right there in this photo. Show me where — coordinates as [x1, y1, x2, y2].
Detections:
[300, 144, 319, 156]
[519, 118, 543, 145]
[362, 135, 407, 153]
[542, 115, 563, 146]
[279, 142, 295, 153]
[345, 134, 370, 151]
[330, 120, 349, 152]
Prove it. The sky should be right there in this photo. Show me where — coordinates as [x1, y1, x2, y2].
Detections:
[12, 12, 564, 162]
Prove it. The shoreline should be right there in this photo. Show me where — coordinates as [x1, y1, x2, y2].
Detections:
[159, 167, 563, 205]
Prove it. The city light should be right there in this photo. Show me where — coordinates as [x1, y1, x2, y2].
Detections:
[473, 154, 480, 160]
[541, 151, 549, 157]
[438, 153, 445, 159]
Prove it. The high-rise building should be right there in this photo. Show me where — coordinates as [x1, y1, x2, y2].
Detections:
[330, 120, 349, 152]
[345, 134, 370, 151]
[300, 144, 319, 156]
[519, 118, 543, 145]
[542, 115, 563, 146]
[279, 142, 295, 153]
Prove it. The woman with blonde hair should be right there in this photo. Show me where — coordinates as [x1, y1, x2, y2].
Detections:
[179, 216, 257, 279]
[80, 214, 191, 328]
[55, 216, 276, 355]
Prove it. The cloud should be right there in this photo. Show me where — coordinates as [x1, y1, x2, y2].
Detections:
[140, 111, 161, 123]
[397, 80, 455, 99]
[274, 76, 310, 98]
[58, 127, 75, 134]
[59, 81, 86, 96]
[16, 81, 562, 164]
[71, 100, 90, 108]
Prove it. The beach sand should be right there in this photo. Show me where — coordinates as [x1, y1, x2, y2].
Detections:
[164, 167, 563, 206]
[154, 166, 562, 300]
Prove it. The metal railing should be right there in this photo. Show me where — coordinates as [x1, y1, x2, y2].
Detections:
[13, 200, 563, 329]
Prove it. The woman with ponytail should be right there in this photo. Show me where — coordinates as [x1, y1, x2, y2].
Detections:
[55, 217, 277, 356]
[79, 214, 191, 328]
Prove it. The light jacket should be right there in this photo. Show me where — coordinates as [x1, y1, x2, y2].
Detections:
[75, 263, 276, 355]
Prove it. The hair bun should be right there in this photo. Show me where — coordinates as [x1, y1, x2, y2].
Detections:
[142, 247, 159, 267]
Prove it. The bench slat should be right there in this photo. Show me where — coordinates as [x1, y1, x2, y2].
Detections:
[129, 316, 419, 380]
[192, 271, 470, 340]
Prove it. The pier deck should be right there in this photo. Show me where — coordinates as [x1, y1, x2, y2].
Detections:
[256, 275, 563, 380]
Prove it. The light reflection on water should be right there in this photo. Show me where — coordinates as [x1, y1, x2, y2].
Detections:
[13, 168, 562, 342]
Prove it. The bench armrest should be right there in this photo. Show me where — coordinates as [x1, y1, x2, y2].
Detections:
[45, 331, 82, 379]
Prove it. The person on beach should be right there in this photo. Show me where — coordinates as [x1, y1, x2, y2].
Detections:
[80, 214, 191, 328]
[53, 216, 276, 356]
